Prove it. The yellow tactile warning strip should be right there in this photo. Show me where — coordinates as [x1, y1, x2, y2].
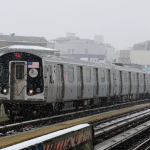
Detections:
[1, 103, 150, 148]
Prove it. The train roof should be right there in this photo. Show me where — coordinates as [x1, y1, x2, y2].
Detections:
[38, 53, 112, 69]
[0, 45, 59, 52]
[105, 63, 146, 73]
[39, 54, 146, 73]
[1, 124, 90, 150]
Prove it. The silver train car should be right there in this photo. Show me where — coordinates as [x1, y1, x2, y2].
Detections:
[0, 52, 149, 119]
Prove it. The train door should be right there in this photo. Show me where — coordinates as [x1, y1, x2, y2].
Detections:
[107, 70, 111, 95]
[119, 71, 122, 94]
[93, 68, 98, 97]
[129, 72, 131, 93]
[77, 66, 83, 98]
[10, 62, 26, 100]
[56, 65, 64, 99]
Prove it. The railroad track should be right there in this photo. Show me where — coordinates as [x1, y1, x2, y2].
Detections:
[94, 120, 150, 150]
[93, 104, 150, 150]
[0, 99, 150, 138]
[133, 137, 150, 150]
[93, 107, 150, 144]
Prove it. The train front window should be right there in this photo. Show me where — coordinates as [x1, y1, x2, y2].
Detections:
[0, 64, 8, 83]
[16, 65, 24, 80]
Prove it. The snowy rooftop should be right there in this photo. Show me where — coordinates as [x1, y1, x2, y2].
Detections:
[0, 35, 47, 43]
[0, 45, 59, 52]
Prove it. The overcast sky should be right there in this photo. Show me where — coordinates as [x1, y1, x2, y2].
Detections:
[0, 0, 150, 50]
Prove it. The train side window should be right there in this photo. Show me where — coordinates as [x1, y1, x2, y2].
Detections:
[93, 69, 96, 82]
[68, 67, 74, 82]
[86, 68, 91, 82]
[93, 68, 98, 82]
[77, 67, 82, 82]
[124, 73, 127, 83]
[133, 74, 135, 83]
[48, 66, 52, 84]
[60, 66, 63, 81]
[101, 70, 105, 83]
[56, 66, 59, 81]
[140, 74, 143, 82]
[16, 65, 24, 80]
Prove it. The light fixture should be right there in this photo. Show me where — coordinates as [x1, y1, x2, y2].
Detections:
[36, 88, 40, 93]
[29, 89, 34, 95]
[3, 89, 7, 93]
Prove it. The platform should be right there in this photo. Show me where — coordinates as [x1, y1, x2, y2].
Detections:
[0, 103, 150, 148]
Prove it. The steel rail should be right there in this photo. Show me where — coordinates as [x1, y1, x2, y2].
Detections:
[94, 120, 150, 150]
[133, 137, 150, 150]
[94, 109, 150, 138]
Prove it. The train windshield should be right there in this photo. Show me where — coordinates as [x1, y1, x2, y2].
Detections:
[0, 64, 8, 83]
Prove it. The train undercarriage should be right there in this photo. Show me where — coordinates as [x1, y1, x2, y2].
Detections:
[0, 92, 150, 121]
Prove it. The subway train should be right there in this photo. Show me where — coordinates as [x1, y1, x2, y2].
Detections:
[0, 51, 150, 119]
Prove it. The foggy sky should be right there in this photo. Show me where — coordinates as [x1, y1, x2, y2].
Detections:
[0, 0, 150, 50]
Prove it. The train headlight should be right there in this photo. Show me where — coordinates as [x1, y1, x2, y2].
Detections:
[3, 89, 7, 93]
[0, 87, 2, 91]
[36, 88, 40, 93]
[29, 89, 34, 95]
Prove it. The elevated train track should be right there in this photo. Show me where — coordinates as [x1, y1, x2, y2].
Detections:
[0, 101, 150, 149]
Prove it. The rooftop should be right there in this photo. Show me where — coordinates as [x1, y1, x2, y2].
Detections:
[0, 35, 48, 43]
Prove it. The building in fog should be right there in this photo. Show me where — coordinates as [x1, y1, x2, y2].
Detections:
[105, 44, 118, 63]
[133, 40, 150, 50]
[118, 50, 131, 64]
[0, 34, 48, 48]
[130, 50, 150, 69]
[49, 33, 116, 62]
[94, 35, 103, 44]
[127, 40, 150, 69]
